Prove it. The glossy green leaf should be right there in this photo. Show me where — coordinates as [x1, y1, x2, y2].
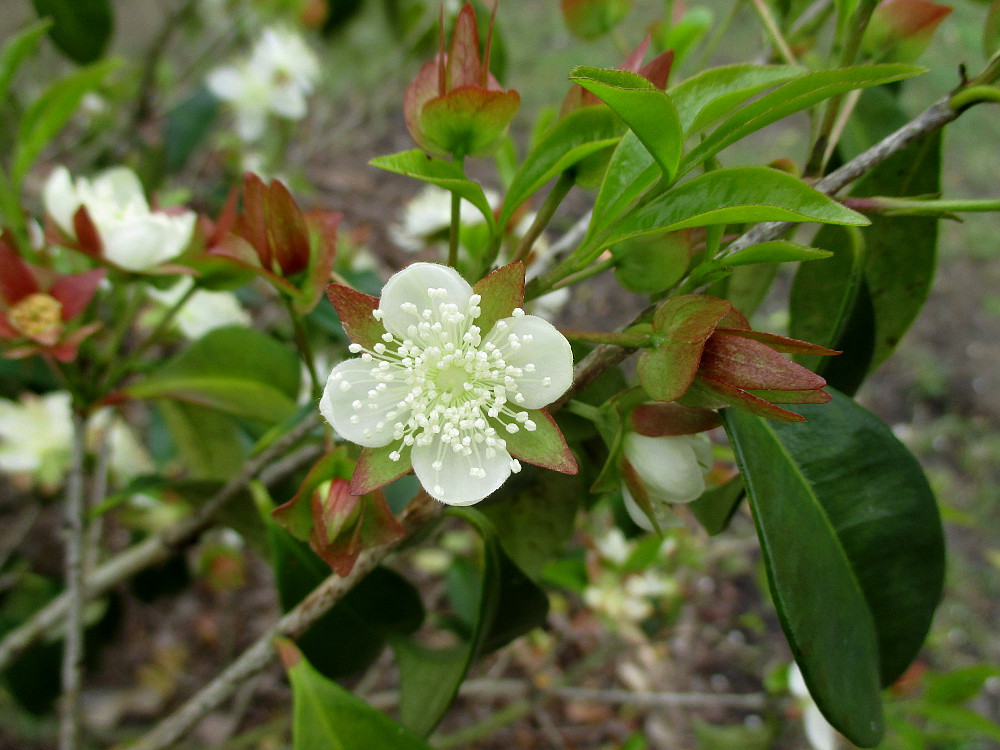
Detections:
[852, 131, 941, 369]
[570, 67, 683, 181]
[789, 225, 870, 381]
[31, 0, 112, 63]
[267, 516, 423, 679]
[669, 63, 803, 134]
[596, 167, 867, 260]
[499, 107, 620, 229]
[127, 327, 300, 423]
[280, 640, 432, 750]
[480, 468, 582, 578]
[12, 58, 119, 184]
[394, 507, 548, 736]
[724, 389, 944, 745]
[612, 230, 691, 294]
[722, 240, 833, 267]
[0, 20, 50, 107]
[688, 476, 744, 536]
[679, 64, 924, 174]
[157, 401, 245, 480]
[585, 130, 659, 248]
[370, 149, 496, 232]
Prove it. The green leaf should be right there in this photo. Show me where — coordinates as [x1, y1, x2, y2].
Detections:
[679, 64, 924, 174]
[164, 87, 219, 173]
[157, 401, 246, 480]
[597, 167, 867, 261]
[480, 468, 582, 578]
[789, 225, 873, 389]
[570, 67, 683, 182]
[669, 63, 803, 134]
[279, 640, 432, 750]
[394, 507, 548, 736]
[913, 704, 1000, 742]
[688, 476, 744, 536]
[12, 58, 119, 184]
[585, 130, 659, 248]
[31, 0, 112, 63]
[724, 389, 944, 744]
[472, 261, 525, 332]
[267, 517, 423, 679]
[924, 665, 1000, 705]
[499, 107, 620, 230]
[0, 19, 51, 107]
[722, 240, 833, 267]
[370, 149, 496, 233]
[505, 409, 577, 474]
[126, 327, 300, 424]
[851, 131, 941, 369]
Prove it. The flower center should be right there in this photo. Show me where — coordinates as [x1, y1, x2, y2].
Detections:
[339, 289, 539, 478]
[9, 293, 63, 345]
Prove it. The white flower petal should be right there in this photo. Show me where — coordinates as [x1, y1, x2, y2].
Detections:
[206, 66, 246, 101]
[623, 433, 708, 504]
[622, 484, 655, 532]
[803, 704, 838, 750]
[320, 360, 409, 447]
[91, 167, 147, 209]
[411, 438, 511, 505]
[100, 214, 194, 271]
[42, 166, 78, 234]
[486, 314, 573, 409]
[379, 262, 474, 340]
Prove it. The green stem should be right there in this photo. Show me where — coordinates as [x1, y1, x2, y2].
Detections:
[285, 299, 322, 400]
[749, 0, 798, 64]
[804, 0, 879, 175]
[448, 157, 465, 269]
[949, 85, 1000, 110]
[845, 196, 1000, 216]
[510, 171, 574, 264]
[532, 254, 614, 299]
[560, 329, 651, 348]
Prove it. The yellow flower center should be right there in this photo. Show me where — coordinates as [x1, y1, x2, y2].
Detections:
[9, 293, 63, 345]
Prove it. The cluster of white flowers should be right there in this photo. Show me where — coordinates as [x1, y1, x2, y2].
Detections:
[0, 392, 150, 493]
[321, 263, 573, 505]
[583, 528, 675, 625]
[43, 166, 196, 272]
[621, 431, 714, 531]
[207, 26, 320, 142]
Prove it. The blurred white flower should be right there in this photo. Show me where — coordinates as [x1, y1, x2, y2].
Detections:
[622, 431, 713, 532]
[584, 571, 654, 623]
[207, 26, 320, 142]
[146, 278, 251, 340]
[43, 166, 196, 272]
[0, 392, 73, 493]
[390, 185, 498, 253]
[789, 662, 839, 750]
[594, 527, 634, 566]
[0, 392, 151, 492]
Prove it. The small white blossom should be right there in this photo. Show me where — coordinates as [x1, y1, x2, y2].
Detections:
[206, 26, 320, 142]
[789, 663, 839, 750]
[320, 262, 573, 505]
[390, 185, 498, 253]
[43, 166, 196, 272]
[146, 278, 251, 339]
[622, 431, 713, 532]
[0, 392, 151, 492]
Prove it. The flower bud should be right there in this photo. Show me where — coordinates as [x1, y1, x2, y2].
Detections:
[404, 3, 520, 159]
[863, 0, 952, 63]
[620, 431, 713, 531]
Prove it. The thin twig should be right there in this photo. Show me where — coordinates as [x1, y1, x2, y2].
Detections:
[59, 411, 88, 750]
[0, 413, 323, 674]
[125, 492, 442, 750]
[720, 96, 960, 259]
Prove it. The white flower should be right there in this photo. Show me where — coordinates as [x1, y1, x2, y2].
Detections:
[789, 663, 839, 750]
[0, 391, 73, 492]
[622, 431, 713, 532]
[584, 571, 654, 622]
[206, 26, 319, 142]
[0, 392, 150, 492]
[320, 262, 573, 505]
[146, 278, 251, 339]
[594, 527, 634, 566]
[391, 185, 498, 253]
[43, 166, 196, 272]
